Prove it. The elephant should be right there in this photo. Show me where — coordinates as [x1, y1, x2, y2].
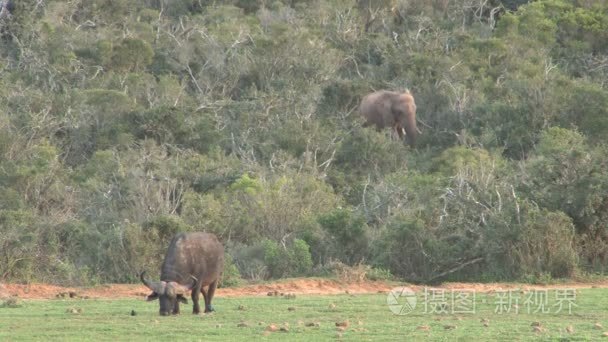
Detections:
[360, 89, 418, 147]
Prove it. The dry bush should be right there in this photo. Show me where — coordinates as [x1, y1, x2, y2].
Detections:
[329, 260, 371, 282]
[0, 297, 22, 308]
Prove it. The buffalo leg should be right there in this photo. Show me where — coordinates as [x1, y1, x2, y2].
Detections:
[200, 286, 208, 311]
[205, 280, 218, 313]
[191, 284, 202, 314]
[173, 300, 180, 315]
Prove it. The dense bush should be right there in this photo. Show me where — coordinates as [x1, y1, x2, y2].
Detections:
[0, 0, 607, 285]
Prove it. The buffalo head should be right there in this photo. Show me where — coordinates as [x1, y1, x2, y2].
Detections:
[140, 271, 196, 316]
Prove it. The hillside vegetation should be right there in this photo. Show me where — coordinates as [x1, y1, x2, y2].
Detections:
[0, 0, 607, 285]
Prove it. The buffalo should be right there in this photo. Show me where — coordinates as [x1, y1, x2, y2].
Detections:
[141, 232, 224, 316]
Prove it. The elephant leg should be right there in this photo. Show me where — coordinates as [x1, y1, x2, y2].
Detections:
[205, 280, 218, 313]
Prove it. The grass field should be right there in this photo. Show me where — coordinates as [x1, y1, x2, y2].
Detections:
[1, 287, 607, 341]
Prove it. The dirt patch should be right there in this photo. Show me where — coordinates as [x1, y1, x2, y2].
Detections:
[0, 283, 149, 300]
[0, 279, 393, 300]
[0, 283, 9, 298]
[1, 278, 607, 300]
[219, 278, 393, 297]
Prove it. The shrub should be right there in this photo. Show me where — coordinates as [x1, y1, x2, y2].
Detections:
[317, 208, 369, 265]
[229, 242, 269, 281]
[522, 127, 608, 272]
[220, 254, 243, 288]
[263, 238, 313, 279]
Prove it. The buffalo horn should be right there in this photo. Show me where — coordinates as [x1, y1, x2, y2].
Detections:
[172, 275, 198, 295]
[140, 271, 164, 294]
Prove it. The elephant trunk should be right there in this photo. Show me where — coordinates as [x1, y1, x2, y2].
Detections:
[403, 116, 417, 147]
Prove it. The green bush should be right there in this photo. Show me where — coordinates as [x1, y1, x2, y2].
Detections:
[366, 267, 394, 281]
[220, 254, 243, 288]
[522, 127, 608, 272]
[227, 241, 268, 281]
[111, 38, 154, 72]
[142, 215, 193, 244]
[263, 238, 313, 279]
[317, 208, 369, 265]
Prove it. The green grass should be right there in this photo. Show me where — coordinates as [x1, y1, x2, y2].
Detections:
[1, 288, 607, 341]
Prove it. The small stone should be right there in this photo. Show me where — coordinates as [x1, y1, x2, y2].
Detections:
[417, 325, 431, 331]
[266, 324, 278, 332]
[287, 307, 296, 311]
[335, 320, 349, 328]
[566, 325, 574, 333]
[596, 323, 604, 330]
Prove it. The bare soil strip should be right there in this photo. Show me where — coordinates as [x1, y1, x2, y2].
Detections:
[1, 278, 607, 300]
